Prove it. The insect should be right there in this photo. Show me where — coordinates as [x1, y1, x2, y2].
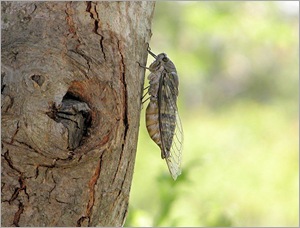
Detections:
[140, 46, 183, 180]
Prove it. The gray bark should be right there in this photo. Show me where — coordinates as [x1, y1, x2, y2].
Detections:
[1, 1, 155, 226]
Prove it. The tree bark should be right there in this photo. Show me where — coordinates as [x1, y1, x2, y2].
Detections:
[1, 1, 155, 226]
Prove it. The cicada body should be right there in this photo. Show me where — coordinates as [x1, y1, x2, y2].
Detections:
[144, 48, 183, 180]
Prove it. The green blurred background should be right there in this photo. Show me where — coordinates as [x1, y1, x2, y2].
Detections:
[126, 1, 299, 227]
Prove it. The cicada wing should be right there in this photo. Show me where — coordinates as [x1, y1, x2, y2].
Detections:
[165, 111, 183, 180]
[158, 71, 183, 180]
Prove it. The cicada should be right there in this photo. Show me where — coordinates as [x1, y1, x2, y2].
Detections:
[141, 47, 183, 180]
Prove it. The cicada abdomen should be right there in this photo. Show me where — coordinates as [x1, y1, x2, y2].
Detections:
[144, 48, 183, 180]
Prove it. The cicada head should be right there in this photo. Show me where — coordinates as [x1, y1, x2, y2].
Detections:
[149, 53, 177, 74]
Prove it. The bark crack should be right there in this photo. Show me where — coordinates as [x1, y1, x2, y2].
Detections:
[55, 198, 69, 204]
[48, 172, 57, 203]
[99, 36, 106, 60]
[6, 139, 47, 160]
[7, 173, 29, 204]
[117, 40, 129, 151]
[77, 154, 103, 226]
[65, 2, 79, 40]
[107, 42, 131, 224]
[112, 150, 123, 184]
[14, 140, 38, 153]
[110, 40, 129, 192]
[3, 150, 22, 175]
[86, 1, 106, 60]
[86, 1, 99, 35]
[10, 121, 20, 144]
[76, 216, 88, 227]
[13, 201, 24, 227]
[3, 151, 29, 206]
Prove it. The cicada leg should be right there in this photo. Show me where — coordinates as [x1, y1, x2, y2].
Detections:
[141, 85, 150, 107]
[137, 61, 150, 70]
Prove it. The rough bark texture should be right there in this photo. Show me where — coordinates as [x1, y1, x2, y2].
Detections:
[1, 1, 155, 226]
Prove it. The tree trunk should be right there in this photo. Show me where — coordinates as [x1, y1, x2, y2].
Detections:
[1, 1, 155, 226]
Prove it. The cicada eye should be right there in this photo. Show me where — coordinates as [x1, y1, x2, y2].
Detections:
[162, 57, 168, 62]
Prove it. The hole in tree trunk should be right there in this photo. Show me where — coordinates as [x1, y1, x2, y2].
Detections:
[31, 74, 45, 87]
[47, 91, 92, 150]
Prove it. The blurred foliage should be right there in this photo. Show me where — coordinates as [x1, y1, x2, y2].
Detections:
[125, 1, 298, 227]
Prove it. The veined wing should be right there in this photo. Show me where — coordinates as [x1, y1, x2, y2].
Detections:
[158, 71, 183, 180]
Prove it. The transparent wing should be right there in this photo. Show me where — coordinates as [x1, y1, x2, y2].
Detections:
[158, 71, 183, 180]
[165, 111, 183, 180]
